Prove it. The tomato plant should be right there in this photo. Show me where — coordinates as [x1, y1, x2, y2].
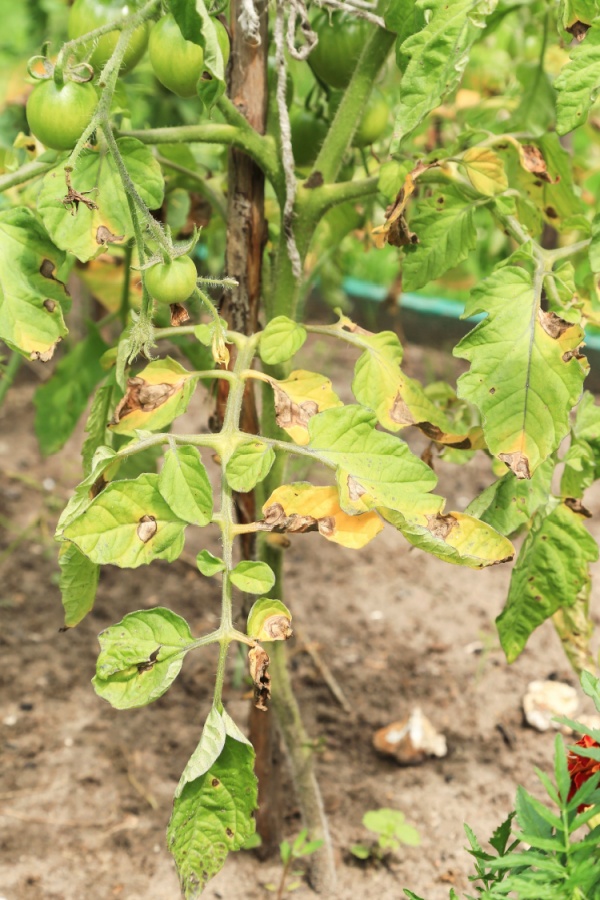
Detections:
[3, 0, 600, 896]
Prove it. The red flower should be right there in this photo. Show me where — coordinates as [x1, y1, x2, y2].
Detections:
[567, 734, 600, 811]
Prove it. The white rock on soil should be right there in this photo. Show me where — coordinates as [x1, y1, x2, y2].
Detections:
[523, 679, 579, 733]
[373, 707, 448, 765]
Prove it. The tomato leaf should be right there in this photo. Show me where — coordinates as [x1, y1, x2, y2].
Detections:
[108, 357, 197, 436]
[230, 560, 275, 595]
[82, 383, 114, 476]
[225, 440, 275, 492]
[175, 706, 226, 798]
[169, 0, 227, 111]
[247, 598, 292, 642]
[555, 18, 600, 134]
[465, 459, 554, 537]
[259, 316, 307, 365]
[196, 549, 225, 576]
[93, 607, 194, 709]
[268, 370, 343, 445]
[158, 446, 213, 527]
[58, 542, 100, 628]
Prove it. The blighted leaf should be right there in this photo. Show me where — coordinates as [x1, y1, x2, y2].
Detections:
[93, 607, 194, 709]
[268, 370, 343, 446]
[176, 706, 226, 799]
[196, 549, 225, 576]
[168, 734, 257, 898]
[259, 316, 307, 365]
[402, 187, 479, 292]
[58, 542, 100, 628]
[158, 446, 213, 526]
[248, 645, 271, 711]
[462, 147, 508, 196]
[381, 505, 514, 568]
[455, 263, 586, 477]
[262, 483, 383, 549]
[170, 0, 228, 112]
[225, 441, 275, 492]
[391, 0, 498, 149]
[247, 598, 292, 642]
[63, 473, 187, 568]
[34, 325, 108, 456]
[560, 438, 596, 499]
[555, 18, 600, 134]
[0, 207, 69, 359]
[465, 458, 554, 537]
[55, 445, 118, 536]
[38, 139, 164, 262]
[497, 502, 598, 663]
[307, 405, 438, 516]
[553, 581, 596, 677]
[230, 560, 275, 595]
[371, 160, 431, 248]
[109, 357, 197, 435]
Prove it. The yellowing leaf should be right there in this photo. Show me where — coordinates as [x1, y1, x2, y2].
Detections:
[269, 370, 343, 445]
[262, 483, 383, 549]
[109, 357, 197, 436]
[462, 147, 508, 196]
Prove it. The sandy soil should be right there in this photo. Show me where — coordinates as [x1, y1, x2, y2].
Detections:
[1, 336, 598, 900]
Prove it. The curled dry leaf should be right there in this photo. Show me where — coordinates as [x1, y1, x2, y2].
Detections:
[373, 708, 447, 765]
[248, 645, 270, 712]
[518, 143, 557, 184]
[371, 160, 434, 249]
[169, 303, 191, 326]
[112, 377, 180, 424]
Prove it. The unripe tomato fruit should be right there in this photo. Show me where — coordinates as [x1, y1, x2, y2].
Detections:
[353, 91, 390, 147]
[145, 256, 197, 305]
[309, 11, 371, 90]
[290, 109, 328, 168]
[149, 14, 230, 98]
[26, 79, 98, 151]
[68, 0, 149, 74]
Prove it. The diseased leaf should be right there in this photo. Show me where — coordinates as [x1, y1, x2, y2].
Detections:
[38, 139, 164, 262]
[175, 707, 226, 799]
[462, 147, 508, 196]
[230, 560, 275, 595]
[268, 370, 343, 445]
[169, 0, 228, 111]
[455, 263, 586, 478]
[555, 18, 600, 134]
[259, 316, 307, 365]
[34, 325, 108, 456]
[262, 483, 384, 550]
[93, 607, 194, 709]
[109, 357, 197, 435]
[497, 502, 598, 662]
[158, 446, 213, 526]
[0, 207, 69, 360]
[553, 581, 596, 676]
[63, 473, 187, 568]
[82, 383, 114, 476]
[168, 733, 257, 898]
[225, 440, 275, 492]
[560, 438, 595, 499]
[55, 445, 118, 536]
[247, 598, 293, 642]
[196, 549, 225, 576]
[58, 542, 100, 628]
[403, 187, 479, 292]
[391, 0, 498, 149]
[465, 459, 554, 537]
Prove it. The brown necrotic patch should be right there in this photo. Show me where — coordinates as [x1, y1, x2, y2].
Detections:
[538, 309, 571, 339]
[137, 515, 157, 543]
[498, 451, 531, 480]
[273, 385, 318, 432]
[111, 377, 180, 425]
[426, 513, 458, 540]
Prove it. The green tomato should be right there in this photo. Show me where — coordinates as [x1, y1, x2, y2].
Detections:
[145, 256, 198, 305]
[353, 91, 390, 147]
[309, 11, 372, 90]
[290, 109, 328, 169]
[26, 79, 98, 151]
[68, 0, 149, 74]
[149, 14, 230, 98]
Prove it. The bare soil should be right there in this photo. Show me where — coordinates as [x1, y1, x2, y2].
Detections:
[1, 336, 599, 900]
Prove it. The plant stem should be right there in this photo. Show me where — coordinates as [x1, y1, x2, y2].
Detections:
[119, 240, 133, 327]
[0, 159, 56, 194]
[155, 154, 228, 220]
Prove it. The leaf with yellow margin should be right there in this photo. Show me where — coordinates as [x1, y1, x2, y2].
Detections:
[268, 370, 343, 445]
[262, 483, 383, 549]
[109, 357, 197, 436]
[462, 147, 508, 196]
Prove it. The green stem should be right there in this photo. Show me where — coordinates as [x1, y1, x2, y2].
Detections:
[155, 154, 227, 220]
[0, 159, 56, 194]
[0, 351, 22, 409]
[298, 175, 379, 222]
[119, 240, 133, 327]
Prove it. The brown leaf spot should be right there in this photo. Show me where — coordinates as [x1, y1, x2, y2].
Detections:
[418, 422, 472, 449]
[273, 385, 319, 432]
[545, 206, 558, 219]
[538, 309, 571, 339]
[347, 475, 366, 501]
[489, 387, 496, 394]
[137, 646, 160, 673]
[520, 145, 554, 183]
[40, 259, 58, 280]
[426, 513, 457, 540]
[562, 348, 585, 363]
[137, 515, 157, 543]
[248, 645, 271, 711]
[96, 225, 124, 246]
[318, 516, 336, 537]
[567, 20, 590, 41]
[303, 171, 324, 189]
[169, 303, 190, 326]
[111, 378, 180, 425]
[261, 615, 293, 641]
[225, 828, 234, 839]
[30, 345, 57, 362]
[565, 497, 592, 518]
[211, 778, 220, 788]
[43, 299, 57, 313]
[390, 394, 415, 426]
[498, 452, 531, 480]
[262, 502, 319, 534]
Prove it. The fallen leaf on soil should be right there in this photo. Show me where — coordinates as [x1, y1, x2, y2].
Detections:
[373, 708, 447, 765]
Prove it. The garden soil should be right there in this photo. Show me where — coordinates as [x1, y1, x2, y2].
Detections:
[1, 333, 599, 900]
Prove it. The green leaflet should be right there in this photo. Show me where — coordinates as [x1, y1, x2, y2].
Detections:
[555, 18, 600, 134]
[573, 390, 600, 440]
[403, 187, 479, 291]
[63, 473, 187, 568]
[0, 207, 69, 360]
[307, 405, 438, 515]
[82, 384, 114, 476]
[196, 550, 225, 576]
[454, 264, 586, 478]
[158, 446, 213, 526]
[465, 458, 554, 537]
[259, 316, 307, 365]
[225, 440, 275, 492]
[93, 607, 194, 709]
[176, 706, 226, 798]
[34, 325, 108, 456]
[168, 728, 257, 899]
[169, 0, 227, 111]
[58, 542, 100, 628]
[560, 439, 596, 498]
[230, 560, 275, 595]
[55, 445, 118, 535]
[497, 502, 598, 663]
[384, 0, 425, 71]
[391, 0, 498, 149]
[37, 138, 164, 263]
